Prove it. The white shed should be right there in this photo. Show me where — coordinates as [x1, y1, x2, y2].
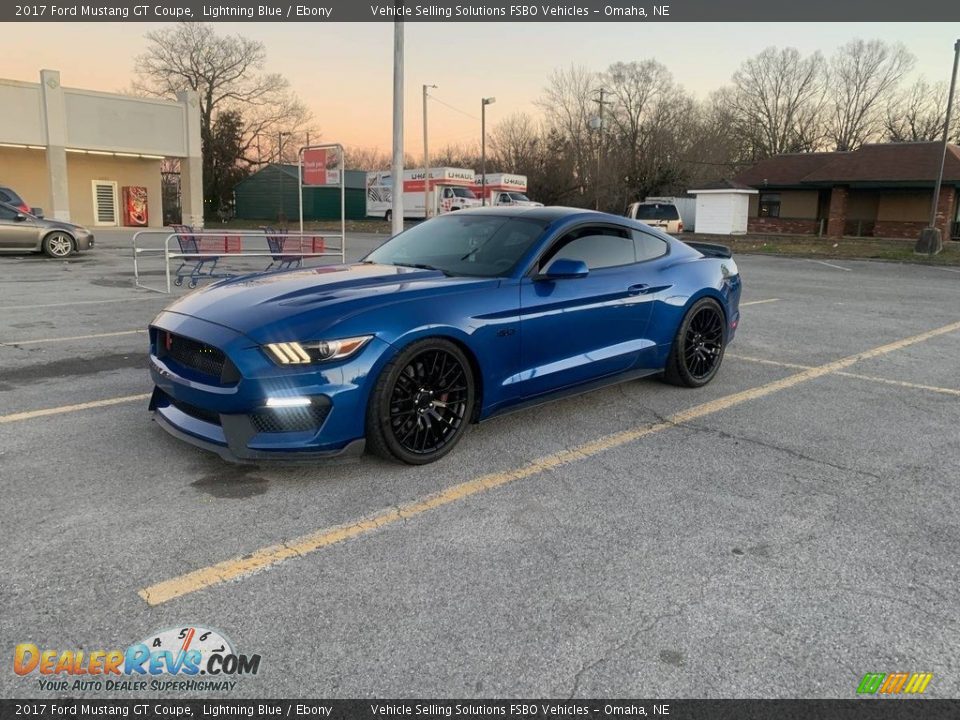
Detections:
[689, 180, 757, 235]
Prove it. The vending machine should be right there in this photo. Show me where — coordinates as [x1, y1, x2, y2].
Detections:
[122, 186, 148, 227]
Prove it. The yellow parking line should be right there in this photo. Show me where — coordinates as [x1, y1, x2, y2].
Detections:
[0, 394, 150, 424]
[835, 372, 960, 397]
[1, 330, 145, 346]
[0, 297, 164, 311]
[740, 298, 780, 306]
[138, 319, 960, 606]
[729, 353, 960, 397]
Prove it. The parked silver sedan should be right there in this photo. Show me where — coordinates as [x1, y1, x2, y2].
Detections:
[0, 201, 95, 257]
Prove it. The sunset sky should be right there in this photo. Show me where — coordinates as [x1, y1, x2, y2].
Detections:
[4, 22, 958, 151]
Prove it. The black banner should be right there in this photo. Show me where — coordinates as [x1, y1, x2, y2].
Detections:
[2, 700, 960, 720]
[2, 0, 959, 22]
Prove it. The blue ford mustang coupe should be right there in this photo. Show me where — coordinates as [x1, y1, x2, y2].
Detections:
[148, 207, 741, 464]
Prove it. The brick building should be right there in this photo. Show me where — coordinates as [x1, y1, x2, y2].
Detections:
[733, 142, 960, 240]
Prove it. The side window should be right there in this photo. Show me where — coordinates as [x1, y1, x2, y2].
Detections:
[543, 226, 635, 271]
[0, 204, 18, 220]
[632, 230, 669, 262]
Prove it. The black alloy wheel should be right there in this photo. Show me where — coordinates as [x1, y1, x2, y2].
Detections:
[367, 338, 475, 464]
[663, 298, 726, 387]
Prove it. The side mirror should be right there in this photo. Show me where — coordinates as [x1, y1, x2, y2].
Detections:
[31, 207, 44, 218]
[14, 213, 27, 222]
[538, 258, 589, 280]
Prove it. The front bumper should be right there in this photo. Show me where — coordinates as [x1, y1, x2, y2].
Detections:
[148, 311, 385, 463]
[75, 233, 94, 251]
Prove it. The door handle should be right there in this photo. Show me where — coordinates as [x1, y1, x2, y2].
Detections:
[627, 284, 650, 295]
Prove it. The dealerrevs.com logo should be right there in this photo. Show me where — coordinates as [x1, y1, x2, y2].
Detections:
[857, 672, 933, 696]
[14, 626, 261, 693]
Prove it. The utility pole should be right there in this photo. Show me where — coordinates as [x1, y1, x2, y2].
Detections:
[481, 97, 496, 206]
[278, 131, 290, 223]
[917, 38, 960, 255]
[423, 84, 436, 218]
[592, 87, 610, 211]
[391, 21, 405, 236]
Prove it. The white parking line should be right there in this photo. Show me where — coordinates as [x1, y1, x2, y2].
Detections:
[0, 297, 164, 311]
[740, 298, 780, 307]
[1, 330, 146, 346]
[926, 265, 960, 274]
[806, 259, 851, 272]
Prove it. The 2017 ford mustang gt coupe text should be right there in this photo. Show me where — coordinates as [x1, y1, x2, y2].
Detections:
[148, 207, 741, 464]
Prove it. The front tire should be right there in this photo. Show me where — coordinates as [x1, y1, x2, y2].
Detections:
[366, 338, 475, 465]
[384, 209, 393, 223]
[43, 232, 74, 258]
[663, 297, 726, 387]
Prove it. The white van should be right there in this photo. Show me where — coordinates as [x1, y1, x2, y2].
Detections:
[625, 201, 684, 234]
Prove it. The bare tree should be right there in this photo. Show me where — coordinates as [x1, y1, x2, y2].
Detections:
[133, 23, 314, 210]
[489, 112, 542, 171]
[827, 39, 915, 150]
[536, 65, 599, 194]
[729, 46, 827, 157]
[884, 79, 955, 142]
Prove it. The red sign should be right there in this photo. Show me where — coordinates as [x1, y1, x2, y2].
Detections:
[302, 148, 341, 186]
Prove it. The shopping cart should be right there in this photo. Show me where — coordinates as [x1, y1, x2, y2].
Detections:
[263, 227, 303, 271]
[170, 224, 223, 289]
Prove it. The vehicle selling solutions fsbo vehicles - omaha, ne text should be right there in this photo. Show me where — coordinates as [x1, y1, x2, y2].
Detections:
[147, 207, 741, 464]
[366, 167, 482, 221]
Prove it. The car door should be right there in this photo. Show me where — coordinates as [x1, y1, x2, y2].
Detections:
[0, 203, 39, 250]
[515, 223, 658, 399]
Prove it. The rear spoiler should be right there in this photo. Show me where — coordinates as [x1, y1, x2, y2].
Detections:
[685, 241, 733, 259]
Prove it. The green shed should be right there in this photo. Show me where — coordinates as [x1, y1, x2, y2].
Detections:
[234, 164, 368, 221]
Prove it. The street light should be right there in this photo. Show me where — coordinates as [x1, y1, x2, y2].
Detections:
[481, 97, 496, 206]
[423, 84, 437, 218]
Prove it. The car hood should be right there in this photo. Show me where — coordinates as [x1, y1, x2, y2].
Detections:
[161, 263, 497, 342]
[39, 217, 88, 233]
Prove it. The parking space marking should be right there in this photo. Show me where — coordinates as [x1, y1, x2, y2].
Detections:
[0, 297, 164, 311]
[729, 353, 960, 397]
[807, 259, 852, 272]
[740, 298, 780, 307]
[927, 265, 960, 274]
[138, 318, 960, 606]
[0, 394, 150, 424]
[1, 330, 145, 346]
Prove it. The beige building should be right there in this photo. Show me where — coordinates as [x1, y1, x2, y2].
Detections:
[0, 69, 202, 228]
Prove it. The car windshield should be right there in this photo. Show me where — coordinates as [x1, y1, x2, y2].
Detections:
[452, 187, 476, 198]
[633, 203, 680, 221]
[364, 214, 548, 277]
[509, 193, 531, 202]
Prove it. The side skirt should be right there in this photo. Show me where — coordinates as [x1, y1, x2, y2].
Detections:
[479, 365, 663, 423]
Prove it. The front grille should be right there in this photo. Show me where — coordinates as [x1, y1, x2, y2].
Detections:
[250, 401, 331, 433]
[166, 394, 222, 426]
[158, 331, 238, 382]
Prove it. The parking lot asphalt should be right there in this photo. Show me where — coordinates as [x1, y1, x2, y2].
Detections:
[1, 229, 959, 699]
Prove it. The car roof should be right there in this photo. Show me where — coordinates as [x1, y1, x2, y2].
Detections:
[453, 205, 612, 222]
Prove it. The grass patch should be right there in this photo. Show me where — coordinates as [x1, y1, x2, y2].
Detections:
[219, 218, 395, 234]
[692, 234, 960, 267]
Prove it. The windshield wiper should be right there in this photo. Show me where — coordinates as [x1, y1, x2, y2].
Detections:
[392, 262, 451, 275]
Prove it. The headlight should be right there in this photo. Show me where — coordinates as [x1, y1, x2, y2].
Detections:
[264, 335, 372, 365]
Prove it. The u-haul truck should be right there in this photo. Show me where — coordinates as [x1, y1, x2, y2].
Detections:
[471, 173, 543, 207]
[366, 167, 482, 221]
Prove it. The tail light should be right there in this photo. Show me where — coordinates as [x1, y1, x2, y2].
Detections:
[678, 221, 684, 232]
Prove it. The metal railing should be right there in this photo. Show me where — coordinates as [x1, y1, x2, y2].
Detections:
[132, 229, 346, 294]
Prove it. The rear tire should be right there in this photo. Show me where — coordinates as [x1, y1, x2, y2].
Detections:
[663, 297, 726, 388]
[366, 338, 475, 465]
[42, 232, 74, 258]
[384, 210, 392, 223]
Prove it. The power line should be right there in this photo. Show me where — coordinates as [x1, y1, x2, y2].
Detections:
[429, 94, 481, 121]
